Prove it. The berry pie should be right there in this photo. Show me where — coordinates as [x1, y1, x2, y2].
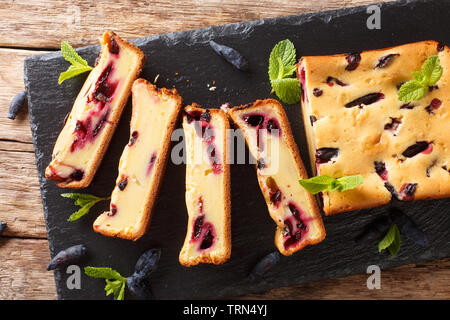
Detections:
[179, 105, 231, 266]
[93, 79, 182, 240]
[45, 31, 145, 188]
[227, 99, 325, 256]
[299, 40, 450, 215]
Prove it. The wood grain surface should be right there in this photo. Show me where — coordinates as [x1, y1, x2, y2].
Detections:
[0, 0, 448, 300]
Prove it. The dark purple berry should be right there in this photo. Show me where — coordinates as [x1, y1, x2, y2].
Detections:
[193, 216, 204, 240]
[266, 119, 280, 135]
[399, 183, 417, 201]
[70, 169, 84, 181]
[310, 115, 317, 126]
[316, 148, 339, 164]
[209, 40, 249, 71]
[118, 177, 128, 191]
[326, 76, 348, 87]
[437, 42, 445, 52]
[375, 54, 399, 68]
[200, 109, 211, 122]
[425, 98, 442, 114]
[129, 131, 139, 146]
[402, 141, 430, 158]
[257, 158, 265, 170]
[248, 251, 281, 281]
[270, 190, 282, 205]
[127, 275, 154, 300]
[389, 208, 428, 246]
[345, 53, 361, 71]
[0, 221, 7, 236]
[313, 88, 323, 97]
[109, 36, 120, 54]
[92, 63, 117, 102]
[92, 111, 109, 137]
[243, 114, 264, 127]
[374, 161, 388, 180]
[8, 90, 27, 120]
[345, 93, 385, 108]
[384, 117, 401, 132]
[428, 85, 439, 92]
[46, 244, 87, 271]
[133, 248, 161, 279]
[200, 227, 214, 250]
[109, 204, 118, 216]
[384, 182, 398, 197]
[355, 216, 392, 244]
[400, 103, 415, 110]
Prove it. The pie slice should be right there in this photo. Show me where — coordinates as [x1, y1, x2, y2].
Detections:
[93, 79, 182, 241]
[179, 105, 231, 266]
[45, 31, 145, 188]
[298, 40, 450, 215]
[227, 99, 325, 256]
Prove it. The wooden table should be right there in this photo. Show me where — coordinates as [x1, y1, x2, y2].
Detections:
[0, 0, 449, 300]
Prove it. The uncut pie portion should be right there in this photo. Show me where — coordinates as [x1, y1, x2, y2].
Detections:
[93, 79, 182, 241]
[179, 105, 231, 266]
[228, 99, 325, 256]
[45, 31, 145, 188]
[298, 40, 450, 215]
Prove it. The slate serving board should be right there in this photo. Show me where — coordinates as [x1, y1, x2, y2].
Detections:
[24, 0, 450, 300]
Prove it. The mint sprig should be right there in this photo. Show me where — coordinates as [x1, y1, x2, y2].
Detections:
[398, 55, 443, 102]
[378, 223, 401, 257]
[58, 41, 93, 84]
[61, 193, 110, 221]
[268, 39, 301, 104]
[299, 174, 364, 194]
[85, 267, 127, 300]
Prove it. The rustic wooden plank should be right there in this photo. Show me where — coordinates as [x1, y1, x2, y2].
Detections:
[0, 236, 448, 300]
[0, 238, 56, 300]
[0, 146, 47, 239]
[238, 258, 450, 299]
[0, 0, 390, 49]
[0, 48, 47, 143]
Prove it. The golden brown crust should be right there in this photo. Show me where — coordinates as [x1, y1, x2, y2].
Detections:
[179, 104, 231, 266]
[227, 99, 325, 256]
[46, 31, 146, 189]
[93, 78, 183, 241]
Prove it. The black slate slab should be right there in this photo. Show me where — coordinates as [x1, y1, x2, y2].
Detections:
[24, 0, 450, 300]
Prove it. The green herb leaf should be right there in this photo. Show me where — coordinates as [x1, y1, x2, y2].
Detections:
[398, 55, 443, 102]
[271, 78, 301, 105]
[378, 223, 401, 257]
[58, 41, 93, 84]
[61, 193, 109, 221]
[299, 175, 363, 194]
[421, 55, 443, 85]
[335, 175, 364, 192]
[268, 39, 301, 104]
[398, 80, 429, 102]
[85, 267, 127, 300]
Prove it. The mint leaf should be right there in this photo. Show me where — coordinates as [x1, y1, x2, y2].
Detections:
[378, 223, 401, 257]
[271, 78, 301, 105]
[398, 80, 428, 102]
[335, 175, 364, 192]
[268, 39, 296, 80]
[59, 41, 93, 84]
[298, 175, 335, 194]
[85, 267, 127, 300]
[299, 175, 363, 194]
[268, 39, 300, 104]
[61, 193, 109, 221]
[398, 55, 443, 102]
[421, 55, 443, 85]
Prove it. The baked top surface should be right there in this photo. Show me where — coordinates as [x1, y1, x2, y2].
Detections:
[299, 40, 450, 215]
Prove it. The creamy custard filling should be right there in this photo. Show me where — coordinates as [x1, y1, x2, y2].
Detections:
[93, 79, 182, 240]
[235, 104, 324, 254]
[45, 32, 144, 187]
[180, 108, 230, 265]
